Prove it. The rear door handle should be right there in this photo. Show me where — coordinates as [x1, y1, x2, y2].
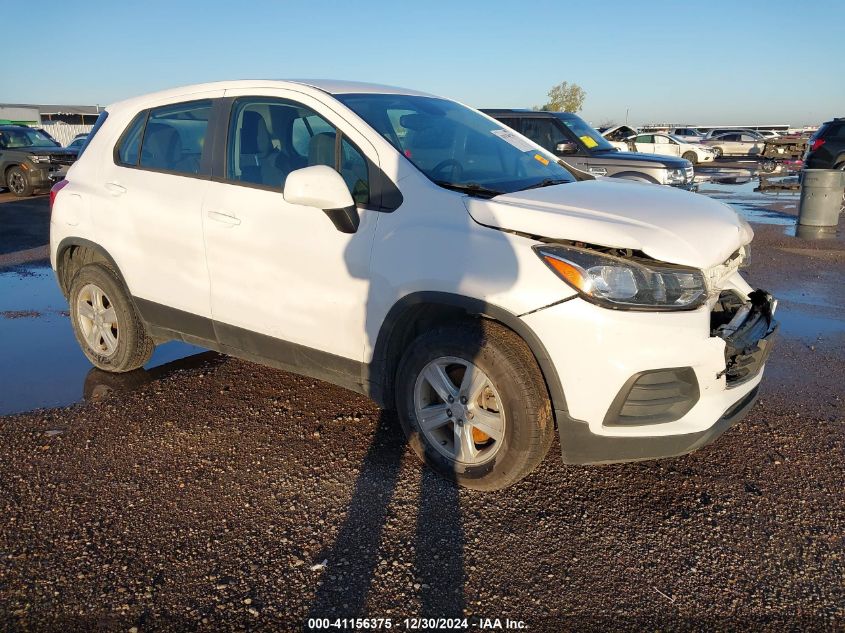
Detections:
[206, 209, 241, 226]
[105, 182, 126, 196]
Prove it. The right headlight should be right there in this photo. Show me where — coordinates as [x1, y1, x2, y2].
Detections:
[535, 244, 707, 311]
[666, 168, 687, 184]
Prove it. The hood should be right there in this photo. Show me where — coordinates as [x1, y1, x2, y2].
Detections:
[465, 179, 753, 269]
[25, 147, 76, 155]
[589, 149, 690, 168]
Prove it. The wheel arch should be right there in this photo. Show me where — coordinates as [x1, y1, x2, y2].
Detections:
[3, 163, 22, 185]
[610, 171, 660, 184]
[56, 237, 131, 299]
[369, 291, 567, 420]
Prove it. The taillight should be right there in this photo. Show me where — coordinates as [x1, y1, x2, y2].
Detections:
[50, 179, 69, 209]
[810, 138, 826, 152]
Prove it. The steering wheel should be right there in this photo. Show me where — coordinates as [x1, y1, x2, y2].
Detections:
[430, 159, 463, 181]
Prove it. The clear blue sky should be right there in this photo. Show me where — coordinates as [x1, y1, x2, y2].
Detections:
[4, 0, 843, 126]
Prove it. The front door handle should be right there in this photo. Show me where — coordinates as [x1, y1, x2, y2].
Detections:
[207, 209, 241, 226]
[105, 182, 126, 196]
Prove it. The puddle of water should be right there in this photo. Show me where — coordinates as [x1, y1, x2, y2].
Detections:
[782, 224, 842, 240]
[0, 264, 209, 415]
[696, 172, 802, 227]
[774, 305, 845, 343]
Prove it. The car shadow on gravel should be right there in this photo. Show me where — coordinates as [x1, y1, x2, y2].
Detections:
[305, 411, 465, 625]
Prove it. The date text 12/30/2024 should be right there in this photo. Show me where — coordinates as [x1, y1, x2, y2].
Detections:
[306, 617, 528, 630]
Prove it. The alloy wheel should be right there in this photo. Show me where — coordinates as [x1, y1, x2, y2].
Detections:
[77, 283, 120, 357]
[8, 171, 26, 195]
[413, 356, 506, 466]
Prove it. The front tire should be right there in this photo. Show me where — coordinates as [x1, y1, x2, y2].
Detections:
[69, 263, 155, 372]
[682, 151, 698, 165]
[395, 320, 554, 490]
[6, 167, 33, 197]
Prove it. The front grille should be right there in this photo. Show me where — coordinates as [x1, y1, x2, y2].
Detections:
[47, 153, 76, 166]
[685, 165, 694, 180]
[604, 367, 700, 426]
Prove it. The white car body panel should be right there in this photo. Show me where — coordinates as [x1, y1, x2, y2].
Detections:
[49, 79, 774, 462]
[466, 179, 752, 269]
[632, 133, 714, 163]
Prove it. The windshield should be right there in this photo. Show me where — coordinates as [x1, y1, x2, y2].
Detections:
[0, 127, 60, 149]
[556, 115, 615, 152]
[335, 94, 574, 195]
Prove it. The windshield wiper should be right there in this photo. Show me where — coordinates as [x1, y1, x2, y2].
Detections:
[433, 181, 504, 198]
[517, 178, 571, 191]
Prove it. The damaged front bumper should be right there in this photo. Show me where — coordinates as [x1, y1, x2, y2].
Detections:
[713, 289, 779, 387]
[520, 286, 778, 465]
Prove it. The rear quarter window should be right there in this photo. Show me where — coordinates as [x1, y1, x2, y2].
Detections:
[77, 111, 108, 158]
[115, 111, 148, 166]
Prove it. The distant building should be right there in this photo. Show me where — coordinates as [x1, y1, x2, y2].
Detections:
[0, 103, 103, 126]
[0, 103, 104, 145]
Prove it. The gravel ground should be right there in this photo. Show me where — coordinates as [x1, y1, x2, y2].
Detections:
[1, 192, 843, 631]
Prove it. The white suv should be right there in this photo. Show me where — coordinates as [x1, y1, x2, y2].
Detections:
[50, 80, 778, 490]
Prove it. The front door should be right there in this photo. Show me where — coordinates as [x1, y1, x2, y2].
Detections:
[201, 90, 381, 385]
[653, 134, 681, 157]
[633, 134, 656, 153]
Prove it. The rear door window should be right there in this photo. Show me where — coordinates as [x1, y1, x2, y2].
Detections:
[138, 100, 212, 175]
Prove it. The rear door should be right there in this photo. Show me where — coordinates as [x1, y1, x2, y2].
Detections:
[93, 93, 222, 334]
[740, 133, 764, 155]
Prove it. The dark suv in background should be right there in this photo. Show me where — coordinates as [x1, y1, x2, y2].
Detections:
[804, 118, 845, 170]
[484, 109, 694, 189]
[0, 125, 78, 196]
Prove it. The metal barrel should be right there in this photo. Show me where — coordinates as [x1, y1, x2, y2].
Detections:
[798, 169, 845, 227]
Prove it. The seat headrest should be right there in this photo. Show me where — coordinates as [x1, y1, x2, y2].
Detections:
[308, 132, 335, 167]
[240, 111, 272, 157]
[142, 123, 181, 168]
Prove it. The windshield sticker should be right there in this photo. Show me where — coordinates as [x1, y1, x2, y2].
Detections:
[533, 153, 550, 166]
[491, 129, 536, 152]
[580, 135, 598, 148]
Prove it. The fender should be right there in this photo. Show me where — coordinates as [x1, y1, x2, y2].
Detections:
[610, 171, 660, 184]
[55, 237, 131, 297]
[370, 291, 568, 418]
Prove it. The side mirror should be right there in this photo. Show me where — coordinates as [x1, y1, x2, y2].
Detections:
[555, 142, 578, 155]
[283, 165, 359, 233]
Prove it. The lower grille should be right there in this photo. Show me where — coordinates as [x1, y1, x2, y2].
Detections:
[604, 367, 700, 426]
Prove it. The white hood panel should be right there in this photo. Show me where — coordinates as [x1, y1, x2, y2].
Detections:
[466, 179, 753, 269]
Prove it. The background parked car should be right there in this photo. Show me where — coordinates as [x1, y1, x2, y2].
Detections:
[702, 132, 765, 158]
[667, 127, 705, 142]
[628, 132, 715, 164]
[485, 110, 694, 188]
[803, 117, 845, 169]
[66, 135, 88, 152]
[701, 128, 764, 141]
[598, 124, 637, 151]
[0, 125, 77, 196]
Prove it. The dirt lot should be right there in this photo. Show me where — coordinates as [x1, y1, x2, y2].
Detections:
[0, 178, 843, 631]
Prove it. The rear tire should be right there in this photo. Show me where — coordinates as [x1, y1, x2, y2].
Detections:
[6, 167, 32, 197]
[69, 263, 154, 372]
[682, 151, 698, 165]
[395, 320, 554, 490]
